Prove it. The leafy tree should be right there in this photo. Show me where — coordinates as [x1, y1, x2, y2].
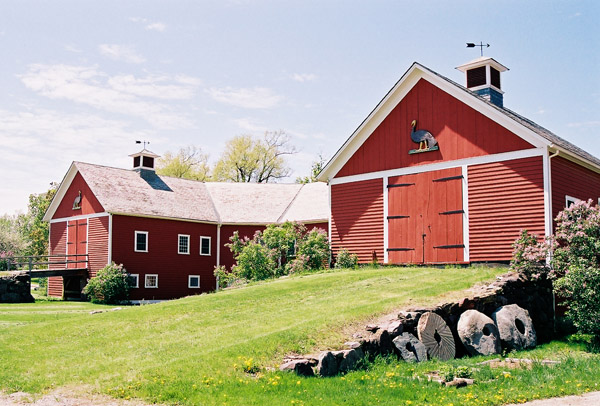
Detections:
[213, 130, 297, 183]
[20, 184, 57, 257]
[0, 215, 28, 270]
[156, 145, 210, 181]
[82, 262, 130, 304]
[296, 154, 327, 184]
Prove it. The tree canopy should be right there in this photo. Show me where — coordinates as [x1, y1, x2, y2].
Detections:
[212, 130, 297, 183]
[156, 145, 210, 181]
[296, 154, 327, 184]
[20, 185, 57, 257]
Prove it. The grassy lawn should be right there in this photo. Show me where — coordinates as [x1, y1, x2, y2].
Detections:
[1, 266, 599, 405]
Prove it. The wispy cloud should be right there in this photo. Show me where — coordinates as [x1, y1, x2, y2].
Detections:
[291, 73, 317, 82]
[19, 64, 201, 129]
[99, 44, 146, 64]
[129, 17, 167, 32]
[207, 86, 282, 109]
[64, 44, 82, 53]
[234, 117, 268, 133]
[567, 121, 600, 128]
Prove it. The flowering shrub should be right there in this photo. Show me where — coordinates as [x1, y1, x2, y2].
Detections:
[82, 262, 130, 304]
[551, 199, 600, 339]
[334, 248, 359, 269]
[297, 228, 330, 270]
[214, 265, 245, 289]
[285, 254, 310, 274]
[510, 230, 550, 280]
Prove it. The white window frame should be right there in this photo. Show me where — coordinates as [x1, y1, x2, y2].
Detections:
[134, 231, 148, 252]
[128, 274, 139, 288]
[188, 275, 200, 289]
[565, 195, 581, 208]
[178, 234, 190, 255]
[200, 236, 211, 256]
[145, 274, 158, 288]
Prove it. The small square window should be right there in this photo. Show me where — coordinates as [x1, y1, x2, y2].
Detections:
[188, 275, 200, 289]
[565, 195, 581, 208]
[135, 231, 148, 252]
[178, 234, 190, 254]
[200, 236, 211, 256]
[145, 274, 158, 288]
[128, 274, 139, 288]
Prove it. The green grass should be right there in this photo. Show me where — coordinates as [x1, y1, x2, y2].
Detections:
[2, 266, 599, 405]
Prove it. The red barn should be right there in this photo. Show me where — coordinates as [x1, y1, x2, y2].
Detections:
[43, 152, 328, 302]
[318, 58, 600, 265]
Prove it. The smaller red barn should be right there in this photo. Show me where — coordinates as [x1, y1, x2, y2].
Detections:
[43, 152, 328, 302]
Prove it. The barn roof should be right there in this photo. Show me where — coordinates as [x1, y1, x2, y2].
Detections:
[44, 161, 328, 224]
[318, 62, 600, 181]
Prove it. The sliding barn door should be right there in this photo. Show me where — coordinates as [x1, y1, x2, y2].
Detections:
[387, 167, 464, 264]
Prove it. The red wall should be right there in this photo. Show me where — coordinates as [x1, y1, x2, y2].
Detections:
[111, 215, 218, 300]
[52, 172, 104, 219]
[551, 156, 600, 220]
[88, 216, 109, 278]
[336, 79, 533, 178]
[331, 178, 384, 264]
[468, 156, 545, 262]
[48, 222, 67, 297]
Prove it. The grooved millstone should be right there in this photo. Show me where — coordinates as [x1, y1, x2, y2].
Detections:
[417, 312, 455, 361]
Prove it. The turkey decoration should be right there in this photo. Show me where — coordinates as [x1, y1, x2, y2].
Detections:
[409, 119, 439, 154]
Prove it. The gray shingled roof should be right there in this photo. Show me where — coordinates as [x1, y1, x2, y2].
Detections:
[74, 162, 328, 224]
[418, 63, 600, 168]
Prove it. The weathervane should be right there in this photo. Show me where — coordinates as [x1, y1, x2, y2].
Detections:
[466, 42, 490, 57]
[136, 140, 150, 149]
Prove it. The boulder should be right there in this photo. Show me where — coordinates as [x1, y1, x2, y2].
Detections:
[385, 320, 404, 338]
[279, 359, 315, 377]
[457, 309, 501, 356]
[392, 332, 427, 362]
[417, 312, 455, 361]
[492, 304, 536, 351]
[317, 351, 337, 377]
[337, 348, 364, 373]
[362, 329, 393, 357]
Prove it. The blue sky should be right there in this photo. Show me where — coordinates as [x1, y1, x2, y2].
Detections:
[1, 0, 598, 215]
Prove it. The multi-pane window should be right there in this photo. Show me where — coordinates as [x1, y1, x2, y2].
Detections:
[188, 275, 200, 289]
[128, 274, 139, 288]
[145, 274, 158, 288]
[200, 236, 211, 256]
[178, 234, 190, 254]
[135, 231, 148, 252]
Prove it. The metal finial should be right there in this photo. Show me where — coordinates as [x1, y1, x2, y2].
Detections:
[135, 140, 150, 149]
[466, 42, 490, 57]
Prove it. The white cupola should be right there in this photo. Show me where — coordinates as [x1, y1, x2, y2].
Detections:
[129, 149, 160, 171]
[456, 57, 508, 108]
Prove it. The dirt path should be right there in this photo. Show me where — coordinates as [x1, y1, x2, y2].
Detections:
[0, 387, 159, 406]
[505, 391, 600, 406]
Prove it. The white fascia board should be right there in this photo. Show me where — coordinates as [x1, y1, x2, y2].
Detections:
[548, 145, 600, 174]
[42, 162, 79, 222]
[330, 148, 545, 186]
[110, 212, 220, 225]
[318, 63, 551, 182]
[50, 212, 109, 223]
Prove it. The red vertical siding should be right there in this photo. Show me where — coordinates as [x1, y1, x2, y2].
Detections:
[52, 172, 104, 219]
[336, 79, 533, 178]
[468, 156, 545, 261]
[388, 168, 463, 264]
[111, 215, 218, 300]
[331, 178, 384, 263]
[48, 222, 67, 297]
[88, 216, 109, 278]
[551, 156, 600, 220]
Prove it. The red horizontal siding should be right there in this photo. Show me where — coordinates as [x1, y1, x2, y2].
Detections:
[551, 156, 600, 220]
[331, 178, 384, 263]
[111, 215, 218, 300]
[219, 225, 266, 271]
[52, 172, 104, 219]
[88, 216, 109, 278]
[468, 156, 545, 262]
[48, 222, 67, 297]
[336, 78, 533, 178]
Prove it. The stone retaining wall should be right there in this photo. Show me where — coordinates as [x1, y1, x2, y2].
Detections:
[0, 272, 35, 303]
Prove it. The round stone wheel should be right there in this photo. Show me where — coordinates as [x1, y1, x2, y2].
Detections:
[417, 312, 455, 361]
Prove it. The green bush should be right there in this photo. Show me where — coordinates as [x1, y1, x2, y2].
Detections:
[297, 228, 330, 270]
[335, 248, 358, 269]
[510, 229, 550, 280]
[82, 262, 130, 304]
[551, 200, 600, 340]
[214, 265, 245, 290]
[233, 241, 277, 281]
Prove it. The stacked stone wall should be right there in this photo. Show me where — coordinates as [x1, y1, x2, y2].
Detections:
[0, 272, 35, 303]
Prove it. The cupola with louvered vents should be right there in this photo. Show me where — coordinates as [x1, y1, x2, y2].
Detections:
[456, 57, 508, 108]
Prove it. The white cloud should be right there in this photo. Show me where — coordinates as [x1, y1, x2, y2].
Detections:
[207, 86, 282, 109]
[19, 64, 200, 129]
[146, 22, 166, 32]
[99, 44, 146, 64]
[291, 73, 317, 82]
[234, 117, 268, 133]
[567, 121, 600, 128]
[64, 44, 82, 53]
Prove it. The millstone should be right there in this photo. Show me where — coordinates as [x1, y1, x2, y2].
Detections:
[417, 312, 455, 361]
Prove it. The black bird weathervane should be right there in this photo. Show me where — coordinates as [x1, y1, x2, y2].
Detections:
[466, 42, 490, 57]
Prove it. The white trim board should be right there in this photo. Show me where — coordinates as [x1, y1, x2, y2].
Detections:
[50, 212, 109, 223]
[330, 148, 545, 186]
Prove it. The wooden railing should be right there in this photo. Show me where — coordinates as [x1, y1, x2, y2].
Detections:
[3, 254, 89, 277]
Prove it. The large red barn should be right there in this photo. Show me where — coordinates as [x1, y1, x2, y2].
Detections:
[318, 58, 600, 265]
[43, 154, 328, 302]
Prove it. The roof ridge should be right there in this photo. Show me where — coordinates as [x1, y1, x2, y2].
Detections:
[202, 182, 222, 225]
[276, 183, 304, 223]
